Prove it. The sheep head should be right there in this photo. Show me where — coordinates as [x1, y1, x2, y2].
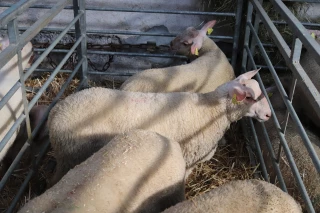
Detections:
[226, 69, 271, 122]
[170, 20, 216, 56]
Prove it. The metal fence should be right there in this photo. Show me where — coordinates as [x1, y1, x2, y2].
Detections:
[0, 0, 319, 212]
[242, 0, 320, 213]
[0, 0, 87, 212]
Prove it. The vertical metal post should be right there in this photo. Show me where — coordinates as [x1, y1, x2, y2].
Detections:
[231, 0, 244, 70]
[241, 1, 254, 73]
[73, 0, 87, 88]
[277, 37, 302, 163]
[248, 0, 263, 69]
[7, 19, 32, 142]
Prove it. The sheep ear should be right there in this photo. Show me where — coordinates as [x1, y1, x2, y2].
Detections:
[236, 68, 261, 83]
[190, 43, 201, 55]
[230, 85, 247, 103]
[200, 20, 217, 34]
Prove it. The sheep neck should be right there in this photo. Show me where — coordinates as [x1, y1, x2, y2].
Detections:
[202, 82, 246, 124]
[199, 37, 218, 55]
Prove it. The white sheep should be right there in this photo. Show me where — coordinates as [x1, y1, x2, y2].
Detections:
[18, 129, 186, 213]
[48, 69, 271, 185]
[255, 87, 320, 212]
[0, 36, 33, 161]
[120, 20, 235, 93]
[161, 179, 302, 213]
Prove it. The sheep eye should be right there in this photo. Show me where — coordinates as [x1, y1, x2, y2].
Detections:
[242, 84, 246, 86]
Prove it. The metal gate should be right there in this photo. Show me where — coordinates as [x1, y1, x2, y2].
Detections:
[0, 0, 319, 212]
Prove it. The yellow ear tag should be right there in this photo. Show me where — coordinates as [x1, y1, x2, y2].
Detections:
[311, 32, 316, 39]
[207, 28, 213, 35]
[194, 48, 199, 56]
[267, 92, 273, 98]
[232, 94, 241, 105]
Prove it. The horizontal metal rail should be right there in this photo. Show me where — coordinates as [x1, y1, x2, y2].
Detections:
[28, 35, 85, 111]
[0, 0, 72, 69]
[0, 0, 38, 27]
[0, 113, 26, 152]
[0, 81, 20, 110]
[24, 11, 84, 80]
[0, 3, 236, 16]
[0, 135, 30, 192]
[33, 47, 188, 59]
[271, 20, 320, 28]
[270, 0, 320, 66]
[31, 68, 136, 76]
[1, 27, 234, 41]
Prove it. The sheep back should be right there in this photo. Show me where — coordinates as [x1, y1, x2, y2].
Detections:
[18, 129, 186, 213]
[120, 38, 235, 93]
[161, 179, 302, 213]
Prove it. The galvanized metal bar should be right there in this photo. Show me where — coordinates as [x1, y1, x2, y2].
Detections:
[248, 21, 320, 175]
[6, 138, 50, 213]
[0, 0, 39, 27]
[241, 1, 254, 72]
[86, 71, 135, 76]
[269, 0, 320, 66]
[248, 0, 264, 70]
[277, 78, 297, 162]
[31, 68, 136, 76]
[6, 170, 34, 213]
[0, 81, 20, 110]
[76, 78, 88, 91]
[2, 60, 84, 207]
[246, 45, 288, 189]
[33, 47, 188, 59]
[0, 0, 72, 70]
[73, 0, 88, 88]
[87, 50, 188, 59]
[24, 11, 83, 80]
[255, 65, 288, 70]
[0, 58, 84, 197]
[0, 27, 235, 41]
[7, 18, 33, 141]
[259, 121, 288, 190]
[28, 35, 85, 111]
[0, 4, 236, 16]
[291, 38, 302, 63]
[281, 0, 320, 2]
[246, 24, 317, 213]
[0, 137, 29, 192]
[248, 118, 269, 181]
[0, 113, 25, 152]
[272, 20, 320, 28]
[231, 0, 243, 69]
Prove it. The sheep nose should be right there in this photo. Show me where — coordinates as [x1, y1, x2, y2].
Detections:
[265, 112, 271, 120]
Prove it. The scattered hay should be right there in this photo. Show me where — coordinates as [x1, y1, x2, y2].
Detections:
[24, 72, 80, 104]
[185, 122, 260, 199]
